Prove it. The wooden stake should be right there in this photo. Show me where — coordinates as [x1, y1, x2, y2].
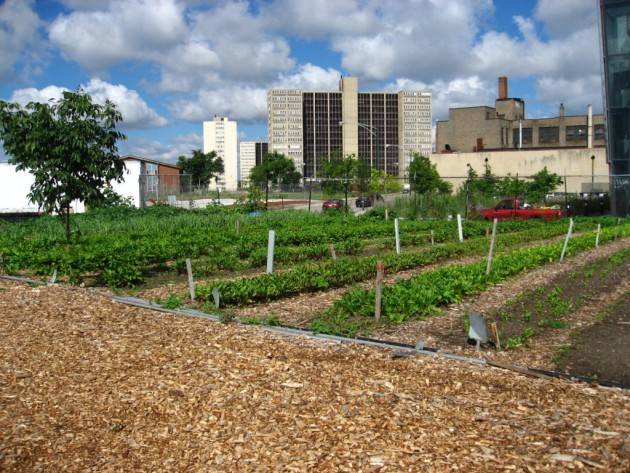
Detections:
[329, 243, 337, 260]
[235, 218, 241, 235]
[394, 218, 401, 255]
[374, 261, 385, 321]
[266, 230, 275, 274]
[457, 214, 464, 242]
[489, 322, 501, 350]
[385, 208, 389, 221]
[185, 258, 195, 301]
[485, 218, 498, 276]
[430, 230, 434, 246]
[485, 226, 489, 238]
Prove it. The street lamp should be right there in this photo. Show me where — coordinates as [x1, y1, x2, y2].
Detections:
[339, 121, 380, 172]
[385, 144, 412, 178]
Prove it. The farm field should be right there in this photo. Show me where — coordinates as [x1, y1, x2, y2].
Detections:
[1, 206, 629, 384]
[1, 279, 629, 471]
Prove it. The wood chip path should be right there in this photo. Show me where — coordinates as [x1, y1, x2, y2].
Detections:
[1, 280, 629, 471]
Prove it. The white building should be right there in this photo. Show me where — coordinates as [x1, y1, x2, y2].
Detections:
[267, 78, 432, 178]
[239, 141, 268, 185]
[203, 116, 238, 191]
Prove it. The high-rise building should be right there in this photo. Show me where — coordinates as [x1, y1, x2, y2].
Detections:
[267, 77, 431, 178]
[600, 0, 630, 216]
[203, 116, 238, 190]
[239, 141, 268, 185]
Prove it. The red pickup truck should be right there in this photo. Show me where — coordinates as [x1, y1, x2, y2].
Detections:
[479, 197, 564, 221]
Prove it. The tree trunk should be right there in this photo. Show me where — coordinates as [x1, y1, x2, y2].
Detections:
[65, 205, 71, 243]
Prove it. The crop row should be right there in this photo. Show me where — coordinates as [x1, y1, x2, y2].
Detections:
[195, 219, 609, 306]
[310, 223, 630, 336]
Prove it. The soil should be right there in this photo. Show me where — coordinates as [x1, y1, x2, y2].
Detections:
[556, 291, 630, 386]
[1, 279, 629, 471]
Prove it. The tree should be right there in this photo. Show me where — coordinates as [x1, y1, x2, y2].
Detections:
[177, 149, 224, 190]
[369, 169, 403, 195]
[322, 153, 360, 210]
[0, 90, 126, 242]
[250, 151, 301, 208]
[408, 153, 451, 195]
[527, 166, 563, 203]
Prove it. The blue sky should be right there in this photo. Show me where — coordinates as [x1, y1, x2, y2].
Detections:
[0, 0, 603, 162]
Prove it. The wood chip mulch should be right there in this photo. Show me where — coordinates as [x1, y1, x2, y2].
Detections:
[1, 280, 629, 472]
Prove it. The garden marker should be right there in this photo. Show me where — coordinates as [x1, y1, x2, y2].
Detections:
[374, 261, 385, 321]
[185, 258, 195, 301]
[560, 218, 574, 262]
[457, 214, 464, 242]
[266, 230, 275, 274]
[385, 208, 389, 221]
[48, 268, 58, 286]
[329, 244, 337, 260]
[430, 230, 435, 245]
[394, 218, 401, 255]
[235, 218, 241, 235]
[485, 218, 498, 276]
[595, 224, 601, 247]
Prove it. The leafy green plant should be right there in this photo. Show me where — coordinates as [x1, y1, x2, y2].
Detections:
[160, 294, 184, 310]
[506, 327, 535, 349]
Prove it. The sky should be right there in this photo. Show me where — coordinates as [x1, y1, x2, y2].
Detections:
[0, 0, 604, 163]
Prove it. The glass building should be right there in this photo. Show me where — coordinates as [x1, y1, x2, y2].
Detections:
[601, 0, 630, 216]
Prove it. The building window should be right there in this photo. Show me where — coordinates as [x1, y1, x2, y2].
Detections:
[566, 125, 587, 142]
[512, 127, 532, 146]
[538, 126, 559, 144]
[594, 124, 606, 140]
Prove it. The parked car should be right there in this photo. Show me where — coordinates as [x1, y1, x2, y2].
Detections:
[355, 194, 384, 208]
[479, 197, 564, 221]
[322, 199, 344, 211]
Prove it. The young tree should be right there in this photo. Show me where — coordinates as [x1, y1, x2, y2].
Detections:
[408, 153, 451, 196]
[322, 153, 359, 210]
[0, 90, 126, 242]
[177, 149, 224, 190]
[527, 166, 563, 203]
[250, 151, 301, 208]
[369, 169, 403, 195]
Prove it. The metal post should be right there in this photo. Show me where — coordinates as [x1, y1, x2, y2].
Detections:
[266, 230, 275, 274]
[186, 258, 195, 301]
[394, 218, 401, 255]
[560, 218, 574, 262]
[457, 214, 464, 242]
[595, 223, 601, 247]
[308, 178, 312, 212]
[486, 218, 498, 276]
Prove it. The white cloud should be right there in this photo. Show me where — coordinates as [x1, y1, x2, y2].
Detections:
[535, 0, 597, 38]
[9, 79, 167, 129]
[121, 132, 202, 163]
[0, 0, 45, 81]
[535, 75, 603, 114]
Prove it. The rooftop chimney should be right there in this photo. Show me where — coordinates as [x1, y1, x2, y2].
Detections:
[559, 103, 565, 118]
[498, 76, 508, 99]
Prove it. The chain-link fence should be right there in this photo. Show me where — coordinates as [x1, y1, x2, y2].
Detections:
[137, 173, 628, 216]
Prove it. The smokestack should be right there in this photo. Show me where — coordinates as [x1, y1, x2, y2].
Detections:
[559, 103, 565, 117]
[498, 76, 508, 99]
[587, 104, 593, 148]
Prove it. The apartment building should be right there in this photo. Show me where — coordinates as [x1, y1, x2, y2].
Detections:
[239, 141, 268, 185]
[268, 77, 432, 178]
[203, 116, 238, 190]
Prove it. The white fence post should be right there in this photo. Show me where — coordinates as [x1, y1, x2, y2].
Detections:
[430, 230, 435, 246]
[560, 218, 574, 262]
[595, 223, 601, 248]
[457, 214, 464, 242]
[485, 218, 498, 276]
[186, 258, 195, 301]
[374, 261, 384, 321]
[266, 230, 275, 274]
[329, 243, 337, 260]
[394, 218, 401, 255]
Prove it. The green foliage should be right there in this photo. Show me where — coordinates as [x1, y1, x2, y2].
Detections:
[506, 327, 535, 349]
[243, 314, 281, 326]
[177, 149, 224, 188]
[217, 310, 237, 324]
[250, 151, 301, 188]
[369, 168, 402, 194]
[408, 153, 451, 195]
[0, 90, 126, 242]
[321, 153, 360, 207]
[160, 294, 184, 310]
[527, 167, 564, 202]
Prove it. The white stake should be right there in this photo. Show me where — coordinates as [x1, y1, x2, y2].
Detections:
[595, 223, 601, 247]
[560, 218, 574, 262]
[394, 218, 401, 255]
[485, 219, 498, 276]
[430, 230, 435, 245]
[329, 243, 337, 260]
[385, 208, 389, 221]
[185, 258, 195, 301]
[457, 214, 464, 242]
[374, 261, 384, 321]
[266, 230, 275, 274]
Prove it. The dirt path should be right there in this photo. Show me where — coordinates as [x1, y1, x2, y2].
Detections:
[1, 280, 629, 471]
[370, 237, 630, 351]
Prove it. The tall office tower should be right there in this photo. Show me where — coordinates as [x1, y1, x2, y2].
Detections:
[267, 77, 431, 178]
[600, 0, 630, 216]
[203, 116, 238, 190]
[239, 141, 268, 185]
